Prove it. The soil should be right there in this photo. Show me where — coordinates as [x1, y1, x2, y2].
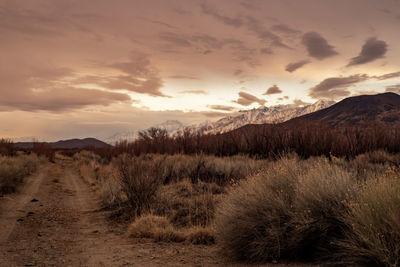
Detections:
[0, 158, 304, 266]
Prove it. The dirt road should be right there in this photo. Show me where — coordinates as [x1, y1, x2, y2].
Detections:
[0, 159, 222, 266]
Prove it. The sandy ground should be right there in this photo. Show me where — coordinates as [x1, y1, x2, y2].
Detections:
[0, 159, 228, 267]
[0, 158, 308, 267]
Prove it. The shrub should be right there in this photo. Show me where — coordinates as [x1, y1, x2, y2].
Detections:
[0, 139, 16, 156]
[127, 214, 185, 243]
[153, 179, 218, 227]
[98, 164, 124, 208]
[116, 154, 162, 216]
[215, 156, 302, 262]
[289, 158, 357, 260]
[186, 226, 215, 245]
[0, 154, 40, 194]
[339, 174, 400, 266]
[215, 156, 359, 263]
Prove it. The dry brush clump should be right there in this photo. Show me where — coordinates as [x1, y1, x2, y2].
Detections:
[73, 150, 124, 208]
[127, 214, 215, 244]
[115, 154, 163, 216]
[0, 153, 41, 194]
[338, 171, 400, 267]
[215, 154, 400, 265]
[152, 179, 220, 228]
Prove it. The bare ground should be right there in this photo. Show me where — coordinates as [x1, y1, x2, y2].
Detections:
[0, 158, 306, 266]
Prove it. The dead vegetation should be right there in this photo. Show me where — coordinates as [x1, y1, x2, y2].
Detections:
[0, 153, 42, 195]
[72, 148, 400, 266]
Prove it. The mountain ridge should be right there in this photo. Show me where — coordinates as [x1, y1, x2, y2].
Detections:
[15, 137, 110, 149]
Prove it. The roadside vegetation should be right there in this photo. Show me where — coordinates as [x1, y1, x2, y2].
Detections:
[73, 146, 400, 266]
[0, 139, 50, 195]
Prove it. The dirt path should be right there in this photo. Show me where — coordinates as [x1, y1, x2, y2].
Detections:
[0, 159, 225, 266]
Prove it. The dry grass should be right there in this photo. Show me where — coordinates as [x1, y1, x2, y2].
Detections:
[153, 179, 220, 228]
[338, 171, 400, 266]
[185, 226, 215, 245]
[74, 149, 400, 265]
[0, 153, 41, 194]
[127, 214, 185, 243]
[127, 214, 215, 244]
[215, 156, 303, 262]
[215, 154, 400, 265]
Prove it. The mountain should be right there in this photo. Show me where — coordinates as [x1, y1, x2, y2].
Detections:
[104, 120, 184, 144]
[15, 138, 110, 149]
[294, 92, 400, 126]
[178, 100, 335, 135]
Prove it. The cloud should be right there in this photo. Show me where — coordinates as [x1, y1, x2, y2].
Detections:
[158, 32, 192, 47]
[169, 75, 200, 80]
[385, 84, 400, 94]
[200, 111, 229, 118]
[374, 71, 400, 80]
[292, 99, 310, 106]
[200, 5, 289, 49]
[309, 74, 369, 99]
[285, 60, 310, 72]
[302, 32, 338, 60]
[270, 24, 300, 35]
[260, 48, 273, 54]
[347, 38, 387, 66]
[263, 84, 282, 95]
[143, 19, 178, 29]
[233, 69, 243, 76]
[200, 3, 243, 27]
[107, 54, 167, 97]
[235, 92, 266, 106]
[179, 90, 207, 95]
[0, 67, 131, 112]
[245, 16, 290, 48]
[207, 105, 235, 111]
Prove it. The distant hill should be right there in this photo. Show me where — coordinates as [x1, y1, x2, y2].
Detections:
[293, 92, 400, 126]
[15, 138, 110, 149]
[231, 92, 400, 135]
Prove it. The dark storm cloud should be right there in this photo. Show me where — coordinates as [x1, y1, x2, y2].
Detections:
[200, 3, 243, 27]
[263, 85, 282, 95]
[302, 32, 338, 60]
[207, 105, 235, 111]
[347, 38, 387, 66]
[235, 92, 266, 106]
[285, 60, 310, 72]
[309, 74, 369, 99]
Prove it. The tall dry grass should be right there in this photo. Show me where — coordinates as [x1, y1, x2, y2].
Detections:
[0, 153, 41, 194]
[338, 170, 400, 266]
[215, 153, 400, 265]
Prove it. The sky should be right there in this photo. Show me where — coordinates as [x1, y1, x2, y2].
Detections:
[1, 0, 400, 141]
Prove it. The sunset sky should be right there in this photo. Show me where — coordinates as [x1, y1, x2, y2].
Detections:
[1, 0, 400, 141]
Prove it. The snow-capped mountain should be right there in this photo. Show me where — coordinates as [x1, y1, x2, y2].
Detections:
[174, 100, 335, 135]
[104, 101, 334, 144]
[104, 120, 184, 144]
